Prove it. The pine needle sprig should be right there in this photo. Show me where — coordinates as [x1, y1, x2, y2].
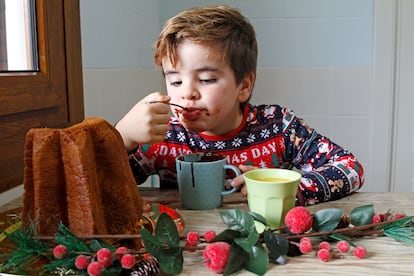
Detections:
[42, 254, 78, 274]
[54, 223, 91, 253]
[43, 223, 115, 273]
[0, 220, 51, 274]
[383, 216, 414, 245]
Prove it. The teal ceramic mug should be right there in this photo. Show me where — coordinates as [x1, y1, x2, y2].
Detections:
[176, 153, 240, 210]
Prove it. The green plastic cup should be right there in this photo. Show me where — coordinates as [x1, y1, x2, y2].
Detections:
[243, 168, 301, 232]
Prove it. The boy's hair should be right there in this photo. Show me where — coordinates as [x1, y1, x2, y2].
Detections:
[154, 5, 258, 86]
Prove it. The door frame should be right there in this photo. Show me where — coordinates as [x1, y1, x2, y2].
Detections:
[369, 0, 396, 192]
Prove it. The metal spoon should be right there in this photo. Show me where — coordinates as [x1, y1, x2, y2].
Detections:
[148, 100, 189, 111]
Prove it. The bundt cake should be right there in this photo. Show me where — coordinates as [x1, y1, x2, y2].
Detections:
[22, 117, 143, 237]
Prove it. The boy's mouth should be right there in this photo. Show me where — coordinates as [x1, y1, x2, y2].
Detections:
[180, 108, 202, 121]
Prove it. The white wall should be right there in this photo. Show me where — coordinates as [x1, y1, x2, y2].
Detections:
[80, 0, 163, 125]
[79, 0, 411, 192]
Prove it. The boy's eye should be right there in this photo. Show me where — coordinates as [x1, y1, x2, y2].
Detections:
[170, 81, 182, 87]
[200, 78, 217, 84]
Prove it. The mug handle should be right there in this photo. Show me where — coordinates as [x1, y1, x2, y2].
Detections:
[221, 164, 240, 195]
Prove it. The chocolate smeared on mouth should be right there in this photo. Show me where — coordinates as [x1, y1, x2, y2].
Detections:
[182, 108, 202, 121]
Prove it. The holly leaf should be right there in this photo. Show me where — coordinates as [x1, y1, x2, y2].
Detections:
[349, 204, 374, 226]
[89, 239, 115, 252]
[313, 208, 344, 232]
[157, 246, 183, 274]
[140, 227, 183, 274]
[328, 233, 357, 247]
[263, 229, 288, 265]
[223, 243, 249, 276]
[155, 212, 180, 245]
[249, 211, 267, 227]
[140, 228, 162, 257]
[234, 228, 259, 254]
[210, 229, 241, 243]
[220, 209, 255, 236]
[244, 242, 269, 275]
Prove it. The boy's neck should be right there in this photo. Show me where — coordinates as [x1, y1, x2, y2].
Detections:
[199, 105, 250, 140]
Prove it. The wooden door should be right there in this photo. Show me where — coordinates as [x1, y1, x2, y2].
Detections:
[0, 0, 84, 193]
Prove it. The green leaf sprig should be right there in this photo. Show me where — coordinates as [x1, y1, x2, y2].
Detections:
[140, 205, 414, 275]
[1, 222, 123, 275]
[140, 212, 183, 274]
[2, 204, 413, 275]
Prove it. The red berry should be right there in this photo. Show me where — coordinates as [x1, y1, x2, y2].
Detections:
[115, 246, 129, 260]
[299, 238, 313, 254]
[186, 231, 200, 243]
[87, 261, 104, 276]
[96, 248, 113, 268]
[300, 237, 312, 243]
[393, 213, 405, 220]
[75, 254, 91, 270]
[337, 240, 350, 253]
[372, 213, 383, 224]
[120, 253, 136, 269]
[203, 242, 231, 273]
[353, 246, 367, 259]
[284, 206, 313, 234]
[53, 244, 68, 259]
[317, 248, 330, 262]
[318, 241, 331, 251]
[204, 230, 217, 242]
[115, 246, 128, 254]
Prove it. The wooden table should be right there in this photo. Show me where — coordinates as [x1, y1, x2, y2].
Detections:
[141, 190, 414, 276]
[1, 190, 414, 275]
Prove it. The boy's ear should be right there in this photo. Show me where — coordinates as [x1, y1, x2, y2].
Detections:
[238, 71, 255, 102]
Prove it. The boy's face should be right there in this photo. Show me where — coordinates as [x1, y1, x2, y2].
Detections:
[162, 40, 253, 136]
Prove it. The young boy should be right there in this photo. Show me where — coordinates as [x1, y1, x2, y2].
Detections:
[115, 5, 364, 206]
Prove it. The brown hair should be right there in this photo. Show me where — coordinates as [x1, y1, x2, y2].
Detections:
[154, 5, 258, 85]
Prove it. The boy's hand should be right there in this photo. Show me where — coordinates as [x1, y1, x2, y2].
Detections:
[230, 165, 259, 197]
[116, 92, 171, 151]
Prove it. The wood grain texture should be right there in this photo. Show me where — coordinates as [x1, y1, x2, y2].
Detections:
[0, 0, 84, 193]
[1, 191, 413, 275]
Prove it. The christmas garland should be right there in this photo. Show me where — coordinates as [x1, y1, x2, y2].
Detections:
[0, 204, 413, 275]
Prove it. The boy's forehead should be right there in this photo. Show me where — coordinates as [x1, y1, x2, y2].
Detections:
[161, 40, 225, 70]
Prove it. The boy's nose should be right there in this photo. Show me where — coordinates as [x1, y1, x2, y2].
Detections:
[181, 84, 200, 100]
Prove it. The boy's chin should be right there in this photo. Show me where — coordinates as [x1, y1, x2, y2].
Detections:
[180, 121, 206, 133]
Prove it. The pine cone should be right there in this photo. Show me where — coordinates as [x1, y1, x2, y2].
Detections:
[129, 257, 160, 276]
[336, 215, 351, 229]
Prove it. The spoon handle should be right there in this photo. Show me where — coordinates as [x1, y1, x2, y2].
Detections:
[148, 101, 187, 110]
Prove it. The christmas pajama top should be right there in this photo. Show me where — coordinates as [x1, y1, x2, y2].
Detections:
[129, 104, 364, 206]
